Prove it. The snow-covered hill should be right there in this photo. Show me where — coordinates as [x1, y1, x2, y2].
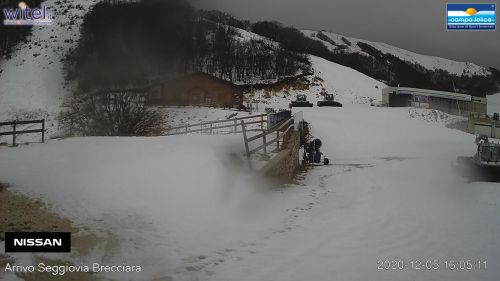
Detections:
[0, 0, 96, 119]
[246, 55, 386, 109]
[303, 30, 492, 77]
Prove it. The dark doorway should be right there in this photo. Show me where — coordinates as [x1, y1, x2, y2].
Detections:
[389, 93, 412, 107]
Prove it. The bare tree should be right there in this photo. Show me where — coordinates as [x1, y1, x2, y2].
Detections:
[58, 92, 165, 136]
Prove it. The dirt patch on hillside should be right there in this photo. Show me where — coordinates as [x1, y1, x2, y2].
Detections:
[0, 254, 14, 268]
[0, 184, 75, 234]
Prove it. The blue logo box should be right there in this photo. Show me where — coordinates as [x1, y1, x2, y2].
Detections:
[447, 3, 496, 30]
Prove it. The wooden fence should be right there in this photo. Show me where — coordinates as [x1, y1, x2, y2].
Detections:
[165, 114, 267, 136]
[241, 117, 294, 156]
[0, 119, 45, 146]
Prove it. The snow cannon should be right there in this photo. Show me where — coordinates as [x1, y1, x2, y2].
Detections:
[317, 93, 343, 107]
[302, 138, 329, 166]
[289, 94, 313, 108]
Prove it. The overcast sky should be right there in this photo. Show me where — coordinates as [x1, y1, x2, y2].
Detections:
[192, 0, 500, 70]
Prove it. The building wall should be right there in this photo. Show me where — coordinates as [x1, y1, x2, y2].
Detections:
[427, 97, 486, 116]
[471, 120, 500, 138]
[382, 87, 487, 116]
[382, 87, 393, 106]
[150, 74, 243, 107]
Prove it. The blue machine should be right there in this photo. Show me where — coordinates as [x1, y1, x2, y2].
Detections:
[303, 138, 329, 166]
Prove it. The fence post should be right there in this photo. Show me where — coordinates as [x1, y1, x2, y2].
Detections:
[241, 120, 252, 169]
[210, 123, 213, 134]
[263, 133, 267, 154]
[234, 119, 237, 133]
[276, 130, 280, 150]
[42, 119, 45, 143]
[260, 114, 264, 130]
[12, 122, 16, 147]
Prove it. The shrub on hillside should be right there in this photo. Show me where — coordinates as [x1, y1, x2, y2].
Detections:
[58, 92, 165, 136]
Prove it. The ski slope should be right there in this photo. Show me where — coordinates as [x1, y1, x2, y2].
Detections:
[0, 0, 96, 120]
[209, 106, 500, 281]
[1, 106, 498, 281]
[246, 55, 386, 110]
[303, 30, 491, 77]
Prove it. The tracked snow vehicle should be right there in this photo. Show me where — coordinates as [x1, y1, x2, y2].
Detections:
[317, 93, 343, 107]
[289, 94, 313, 108]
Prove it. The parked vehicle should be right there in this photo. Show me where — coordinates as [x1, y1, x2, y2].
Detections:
[473, 135, 500, 167]
[289, 94, 313, 108]
[454, 135, 500, 182]
[317, 93, 342, 107]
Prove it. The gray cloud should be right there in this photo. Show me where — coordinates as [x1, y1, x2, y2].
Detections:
[191, 0, 500, 70]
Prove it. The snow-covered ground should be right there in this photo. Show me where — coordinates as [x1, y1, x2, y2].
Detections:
[0, 134, 299, 280]
[487, 93, 500, 115]
[207, 107, 500, 281]
[0, 0, 96, 120]
[158, 106, 256, 128]
[303, 30, 491, 77]
[1, 106, 499, 281]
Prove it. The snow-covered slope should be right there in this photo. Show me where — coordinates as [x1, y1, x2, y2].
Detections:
[2, 107, 498, 281]
[0, 0, 96, 119]
[0, 134, 304, 281]
[303, 30, 491, 77]
[209, 107, 500, 281]
[246, 55, 386, 109]
[310, 55, 386, 104]
[233, 27, 279, 47]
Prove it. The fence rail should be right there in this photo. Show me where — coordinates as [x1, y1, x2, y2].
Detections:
[165, 114, 267, 136]
[0, 119, 45, 146]
[242, 117, 294, 157]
